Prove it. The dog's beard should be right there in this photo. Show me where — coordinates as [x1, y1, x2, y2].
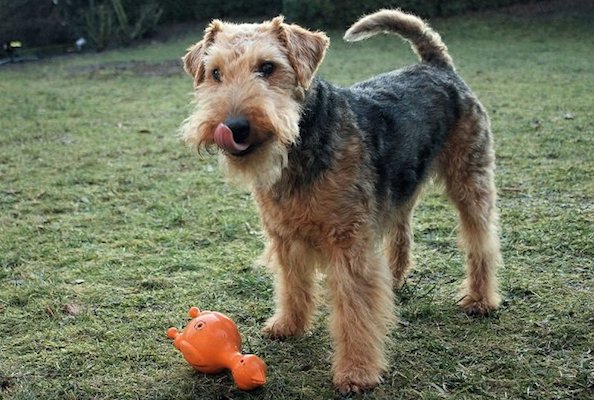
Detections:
[219, 140, 289, 191]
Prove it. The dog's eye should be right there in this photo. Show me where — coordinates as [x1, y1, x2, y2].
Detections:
[257, 62, 275, 78]
[212, 68, 221, 82]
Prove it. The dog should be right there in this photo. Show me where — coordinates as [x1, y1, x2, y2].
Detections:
[180, 9, 502, 394]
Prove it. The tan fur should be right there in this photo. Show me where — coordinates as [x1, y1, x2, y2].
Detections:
[183, 20, 223, 86]
[260, 239, 320, 337]
[275, 16, 330, 91]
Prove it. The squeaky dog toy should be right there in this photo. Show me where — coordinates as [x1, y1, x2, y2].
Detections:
[167, 306, 266, 391]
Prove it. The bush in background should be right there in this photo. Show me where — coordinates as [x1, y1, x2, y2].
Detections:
[0, 0, 536, 53]
[78, 0, 163, 50]
[282, 0, 386, 28]
[282, 0, 538, 29]
[0, 0, 163, 52]
[0, 0, 72, 49]
[190, 0, 281, 21]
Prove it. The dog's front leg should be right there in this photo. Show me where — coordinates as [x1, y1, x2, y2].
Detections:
[327, 242, 395, 394]
[261, 238, 317, 338]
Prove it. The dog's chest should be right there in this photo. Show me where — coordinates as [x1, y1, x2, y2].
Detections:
[254, 179, 372, 249]
[256, 192, 326, 244]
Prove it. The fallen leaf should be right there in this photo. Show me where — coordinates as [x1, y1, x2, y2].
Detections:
[63, 303, 83, 316]
[44, 305, 56, 317]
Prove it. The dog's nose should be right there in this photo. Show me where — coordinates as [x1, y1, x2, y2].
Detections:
[224, 117, 251, 144]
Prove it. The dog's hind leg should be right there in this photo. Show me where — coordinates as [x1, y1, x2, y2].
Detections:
[384, 194, 421, 289]
[438, 104, 502, 315]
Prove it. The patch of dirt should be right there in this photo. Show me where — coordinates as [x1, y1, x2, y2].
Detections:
[68, 59, 183, 78]
[0, 374, 13, 392]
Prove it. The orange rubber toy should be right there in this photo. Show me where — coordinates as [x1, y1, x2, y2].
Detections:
[167, 306, 266, 391]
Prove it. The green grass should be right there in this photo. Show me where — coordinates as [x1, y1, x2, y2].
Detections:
[1, 8, 593, 400]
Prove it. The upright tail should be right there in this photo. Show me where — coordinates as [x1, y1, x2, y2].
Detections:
[344, 9, 454, 69]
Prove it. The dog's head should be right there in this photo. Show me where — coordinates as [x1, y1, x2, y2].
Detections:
[180, 17, 329, 189]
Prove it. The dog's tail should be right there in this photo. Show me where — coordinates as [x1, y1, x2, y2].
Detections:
[344, 9, 454, 69]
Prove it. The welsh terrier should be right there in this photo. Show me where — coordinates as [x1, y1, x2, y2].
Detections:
[181, 9, 502, 394]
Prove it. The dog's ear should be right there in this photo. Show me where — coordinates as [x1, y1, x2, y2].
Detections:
[274, 16, 330, 90]
[183, 20, 222, 86]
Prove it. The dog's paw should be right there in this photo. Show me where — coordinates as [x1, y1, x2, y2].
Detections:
[459, 292, 501, 316]
[332, 367, 383, 395]
[262, 315, 305, 339]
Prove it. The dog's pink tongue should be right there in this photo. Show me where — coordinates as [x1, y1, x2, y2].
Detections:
[214, 123, 250, 154]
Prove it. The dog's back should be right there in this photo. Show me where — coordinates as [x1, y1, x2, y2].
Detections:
[288, 9, 483, 206]
[346, 66, 467, 204]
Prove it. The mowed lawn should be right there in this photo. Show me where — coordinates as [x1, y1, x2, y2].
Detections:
[1, 6, 592, 400]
